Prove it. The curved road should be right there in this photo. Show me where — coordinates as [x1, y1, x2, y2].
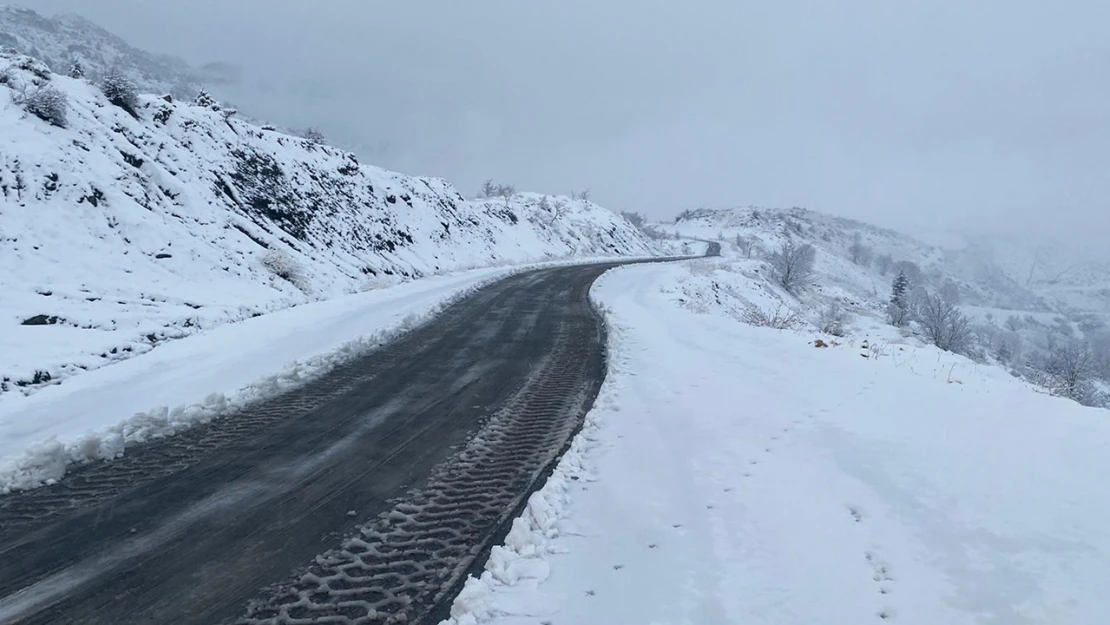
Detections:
[0, 255, 702, 625]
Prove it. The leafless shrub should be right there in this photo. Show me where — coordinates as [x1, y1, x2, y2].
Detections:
[876, 253, 894, 275]
[735, 235, 754, 258]
[478, 179, 516, 202]
[848, 234, 873, 266]
[621, 211, 646, 229]
[817, 301, 851, 337]
[742, 304, 805, 329]
[916, 291, 974, 353]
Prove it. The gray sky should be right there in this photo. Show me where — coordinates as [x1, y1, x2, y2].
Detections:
[26, 0, 1110, 248]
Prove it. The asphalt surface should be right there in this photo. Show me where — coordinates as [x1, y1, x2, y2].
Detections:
[0, 254, 699, 625]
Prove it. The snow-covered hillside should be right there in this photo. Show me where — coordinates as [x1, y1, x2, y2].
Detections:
[0, 5, 207, 97]
[655, 207, 1110, 407]
[0, 50, 656, 396]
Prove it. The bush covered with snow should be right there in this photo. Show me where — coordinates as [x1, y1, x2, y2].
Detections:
[100, 66, 138, 114]
[261, 249, 306, 289]
[16, 84, 67, 127]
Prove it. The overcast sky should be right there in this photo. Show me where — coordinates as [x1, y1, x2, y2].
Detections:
[26, 0, 1110, 247]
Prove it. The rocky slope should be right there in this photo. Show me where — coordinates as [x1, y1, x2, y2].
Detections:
[0, 50, 657, 395]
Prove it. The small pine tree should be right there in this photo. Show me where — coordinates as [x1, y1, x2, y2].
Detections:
[888, 271, 910, 327]
[193, 87, 217, 108]
[68, 58, 85, 79]
[101, 67, 138, 114]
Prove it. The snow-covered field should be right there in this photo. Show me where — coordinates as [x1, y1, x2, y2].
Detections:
[445, 260, 1110, 625]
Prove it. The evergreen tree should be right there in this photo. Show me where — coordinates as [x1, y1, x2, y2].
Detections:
[68, 58, 84, 79]
[193, 87, 217, 109]
[100, 67, 138, 114]
[888, 271, 910, 327]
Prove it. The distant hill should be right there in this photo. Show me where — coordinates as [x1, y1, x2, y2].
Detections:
[656, 206, 1110, 406]
[0, 5, 208, 98]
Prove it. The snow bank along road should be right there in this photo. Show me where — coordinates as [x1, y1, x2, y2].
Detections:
[0, 258, 683, 625]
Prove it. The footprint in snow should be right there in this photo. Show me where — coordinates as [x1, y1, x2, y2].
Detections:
[864, 552, 897, 618]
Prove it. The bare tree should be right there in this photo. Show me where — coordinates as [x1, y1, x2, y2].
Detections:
[848, 234, 873, 266]
[939, 279, 961, 305]
[479, 178, 498, 198]
[621, 211, 647, 229]
[572, 189, 590, 201]
[301, 127, 326, 144]
[916, 291, 973, 353]
[550, 198, 567, 225]
[1045, 342, 1099, 403]
[496, 183, 516, 206]
[735, 234, 754, 258]
[768, 240, 816, 294]
[876, 253, 894, 275]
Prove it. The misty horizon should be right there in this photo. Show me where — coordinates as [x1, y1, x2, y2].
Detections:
[15, 1, 1110, 253]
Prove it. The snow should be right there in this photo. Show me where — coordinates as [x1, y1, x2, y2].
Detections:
[443, 259, 1110, 625]
[0, 255, 654, 494]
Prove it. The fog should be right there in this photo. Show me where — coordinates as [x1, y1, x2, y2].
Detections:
[27, 0, 1110, 251]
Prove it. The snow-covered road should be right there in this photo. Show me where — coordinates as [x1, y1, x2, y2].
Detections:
[447, 261, 1110, 625]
